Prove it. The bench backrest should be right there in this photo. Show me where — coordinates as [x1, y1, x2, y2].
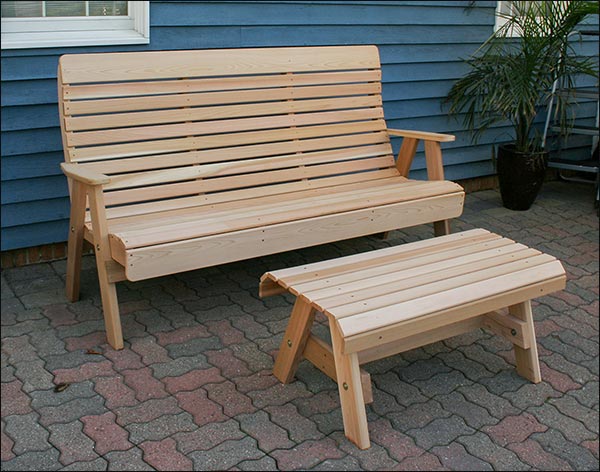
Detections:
[58, 46, 397, 217]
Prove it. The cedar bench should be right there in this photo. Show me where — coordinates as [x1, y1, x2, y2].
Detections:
[58, 45, 465, 350]
[259, 229, 566, 449]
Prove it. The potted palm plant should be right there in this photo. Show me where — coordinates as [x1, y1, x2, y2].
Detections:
[446, 1, 599, 210]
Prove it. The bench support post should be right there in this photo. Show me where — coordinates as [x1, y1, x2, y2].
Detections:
[424, 140, 451, 237]
[273, 298, 315, 383]
[509, 301, 541, 383]
[65, 180, 87, 302]
[88, 186, 124, 350]
[330, 320, 370, 450]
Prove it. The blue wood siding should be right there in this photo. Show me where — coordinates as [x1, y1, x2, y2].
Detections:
[1, 0, 597, 250]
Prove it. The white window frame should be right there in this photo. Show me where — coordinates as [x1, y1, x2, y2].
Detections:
[494, 1, 570, 36]
[1, 1, 149, 49]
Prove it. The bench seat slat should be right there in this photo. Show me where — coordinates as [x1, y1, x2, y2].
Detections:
[70, 120, 387, 161]
[98, 170, 402, 221]
[329, 253, 555, 318]
[109, 179, 462, 248]
[262, 228, 494, 286]
[309, 247, 541, 310]
[289, 238, 517, 295]
[337, 261, 566, 339]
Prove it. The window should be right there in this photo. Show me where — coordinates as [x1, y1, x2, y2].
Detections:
[1, 1, 149, 49]
[494, 1, 558, 34]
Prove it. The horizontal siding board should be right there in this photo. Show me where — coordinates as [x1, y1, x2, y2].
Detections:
[151, 2, 494, 26]
[1, 220, 68, 251]
[1, 0, 597, 251]
[0, 176, 68, 205]
[1, 198, 70, 227]
[1, 152, 64, 181]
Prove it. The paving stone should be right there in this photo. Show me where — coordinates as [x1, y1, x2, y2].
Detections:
[550, 394, 599, 434]
[126, 412, 197, 444]
[431, 442, 493, 470]
[294, 362, 337, 395]
[368, 419, 424, 462]
[189, 437, 264, 471]
[266, 403, 324, 442]
[313, 455, 363, 471]
[413, 371, 472, 397]
[104, 447, 154, 471]
[150, 353, 211, 379]
[2, 336, 38, 364]
[59, 457, 109, 471]
[121, 367, 169, 402]
[139, 438, 192, 471]
[237, 455, 279, 471]
[437, 350, 495, 382]
[55, 320, 106, 341]
[569, 381, 599, 409]
[154, 325, 212, 346]
[230, 315, 272, 340]
[387, 398, 450, 431]
[528, 403, 596, 443]
[27, 328, 66, 357]
[539, 362, 581, 393]
[581, 439, 599, 460]
[0, 448, 61, 471]
[163, 367, 224, 394]
[94, 375, 138, 410]
[311, 409, 345, 436]
[38, 395, 107, 427]
[52, 360, 115, 385]
[478, 369, 530, 396]
[230, 341, 274, 372]
[435, 391, 497, 429]
[205, 348, 252, 378]
[368, 386, 407, 416]
[115, 397, 180, 426]
[0, 297, 26, 315]
[102, 347, 145, 372]
[396, 358, 451, 383]
[205, 381, 256, 417]
[502, 381, 561, 409]
[29, 381, 97, 410]
[407, 415, 476, 450]
[4, 412, 51, 455]
[483, 412, 547, 447]
[174, 389, 226, 427]
[270, 437, 345, 471]
[532, 429, 599, 471]
[47, 420, 98, 466]
[458, 343, 513, 373]
[372, 372, 428, 407]
[507, 438, 573, 471]
[238, 410, 294, 452]
[232, 370, 279, 394]
[174, 418, 245, 454]
[458, 432, 530, 471]
[1, 380, 32, 417]
[2, 318, 50, 339]
[81, 412, 133, 456]
[395, 452, 446, 471]
[248, 380, 313, 410]
[129, 336, 171, 365]
[3, 264, 55, 283]
[205, 319, 246, 346]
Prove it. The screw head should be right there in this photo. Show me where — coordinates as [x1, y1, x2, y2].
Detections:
[511, 329, 517, 336]
[287, 339, 292, 348]
[342, 382, 348, 390]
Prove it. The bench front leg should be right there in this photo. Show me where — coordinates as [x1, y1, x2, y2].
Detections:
[330, 320, 370, 449]
[88, 185, 124, 350]
[509, 301, 541, 383]
[65, 180, 87, 302]
[273, 297, 315, 383]
[424, 141, 451, 236]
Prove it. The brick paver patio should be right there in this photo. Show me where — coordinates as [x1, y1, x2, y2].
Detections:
[1, 181, 599, 471]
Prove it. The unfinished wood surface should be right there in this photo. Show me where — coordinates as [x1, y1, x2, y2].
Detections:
[510, 301, 542, 383]
[330, 321, 370, 449]
[273, 298, 316, 384]
[59, 45, 466, 352]
[65, 180, 87, 302]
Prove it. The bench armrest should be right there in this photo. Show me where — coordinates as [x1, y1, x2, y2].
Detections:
[61, 163, 110, 186]
[387, 128, 455, 143]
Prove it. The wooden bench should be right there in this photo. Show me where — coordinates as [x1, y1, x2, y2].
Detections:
[58, 45, 465, 350]
[259, 229, 566, 449]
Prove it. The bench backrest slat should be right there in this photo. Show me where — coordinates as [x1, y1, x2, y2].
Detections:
[58, 46, 396, 213]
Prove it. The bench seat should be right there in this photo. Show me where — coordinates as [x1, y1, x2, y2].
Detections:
[260, 229, 566, 449]
[59, 45, 465, 349]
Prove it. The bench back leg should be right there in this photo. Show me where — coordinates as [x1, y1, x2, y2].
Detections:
[65, 180, 86, 302]
[510, 301, 542, 383]
[273, 298, 316, 384]
[330, 321, 370, 450]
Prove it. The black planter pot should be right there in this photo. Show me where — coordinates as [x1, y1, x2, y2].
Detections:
[497, 144, 548, 211]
